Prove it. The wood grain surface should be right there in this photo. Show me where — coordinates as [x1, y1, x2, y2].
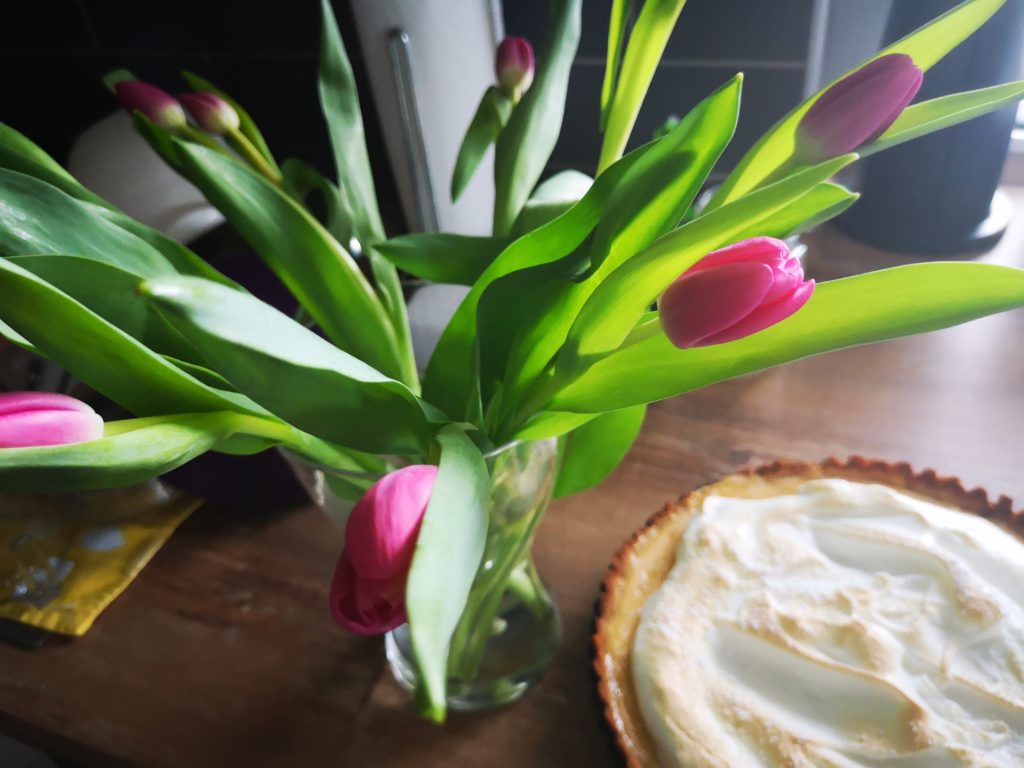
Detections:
[0, 190, 1022, 767]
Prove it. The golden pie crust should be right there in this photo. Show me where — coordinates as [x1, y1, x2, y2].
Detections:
[593, 456, 1020, 768]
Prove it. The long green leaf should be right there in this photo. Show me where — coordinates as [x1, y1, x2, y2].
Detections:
[598, 0, 687, 171]
[90, 203, 240, 287]
[0, 124, 235, 286]
[710, 0, 1006, 207]
[142, 275, 438, 455]
[281, 157, 355, 246]
[0, 122, 109, 207]
[0, 259, 264, 418]
[490, 76, 741, 428]
[7, 255, 200, 363]
[557, 154, 857, 376]
[511, 169, 593, 236]
[316, 1, 416, 387]
[865, 80, 1024, 156]
[170, 141, 405, 380]
[0, 414, 222, 493]
[317, 0, 384, 241]
[730, 182, 859, 241]
[406, 425, 489, 722]
[374, 233, 509, 285]
[181, 71, 280, 172]
[492, 0, 582, 235]
[0, 410, 368, 492]
[552, 262, 1024, 412]
[553, 404, 645, 498]
[451, 86, 513, 202]
[0, 169, 172, 276]
[600, 0, 634, 131]
[422, 140, 651, 422]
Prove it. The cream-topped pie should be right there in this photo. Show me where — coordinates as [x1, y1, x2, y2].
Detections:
[594, 458, 1023, 768]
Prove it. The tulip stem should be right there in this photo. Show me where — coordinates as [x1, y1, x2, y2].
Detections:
[178, 125, 231, 156]
[226, 128, 284, 187]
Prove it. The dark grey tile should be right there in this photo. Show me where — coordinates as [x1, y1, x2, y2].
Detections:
[665, 0, 814, 62]
[83, 0, 321, 54]
[0, 0, 95, 51]
[550, 62, 806, 176]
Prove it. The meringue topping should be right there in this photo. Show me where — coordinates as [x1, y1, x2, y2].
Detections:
[633, 479, 1024, 767]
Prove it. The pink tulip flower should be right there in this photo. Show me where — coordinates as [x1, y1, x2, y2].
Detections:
[114, 80, 187, 130]
[0, 392, 104, 449]
[659, 237, 814, 349]
[796, 54, 923, 163]
[330, 464, 438, 636]
[178, 92, 240, 135]
[496, 37, 535, 99]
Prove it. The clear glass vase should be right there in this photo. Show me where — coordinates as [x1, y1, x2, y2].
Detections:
[386, 437, 561, 710]
[289, 438, 562, 711]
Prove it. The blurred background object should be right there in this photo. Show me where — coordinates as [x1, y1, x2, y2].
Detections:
[836, 0, 1024, 254]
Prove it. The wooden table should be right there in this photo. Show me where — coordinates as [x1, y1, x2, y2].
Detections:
[1, 191, 1023, 767]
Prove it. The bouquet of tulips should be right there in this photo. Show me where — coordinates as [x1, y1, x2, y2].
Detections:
[2, 0, 1024, 720]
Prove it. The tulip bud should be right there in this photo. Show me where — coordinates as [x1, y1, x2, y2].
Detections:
[114, 80, 187, 130]
[329, 465, 437, 636]
[0, 392, 104, 449]
[178, 91, 240, 135]
[796, 54, 923, 163]
[496, 37, 535, 100]
[659, 237, 814, 349]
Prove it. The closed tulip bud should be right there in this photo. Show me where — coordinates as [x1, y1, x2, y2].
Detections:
[659, 237, 814, 349]
[0, 392, 104, 449]
[114, 80, 187, 130]
[178, 91, 240, 135]
[329, 465, 437, 636]
[496, 37, 534, 100]
[796, 54, 922, 163]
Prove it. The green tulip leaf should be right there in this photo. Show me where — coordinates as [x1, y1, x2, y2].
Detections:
[711, 0, 1007, 207]
[552, 262, 1024, 413]
[486, 76, 740, 426]
[406, 424, 489, 722]
[7, 255, 201, 363]
[374, 233, 510, 286]
[316, 0, 415, 386]
[553, 404, 645, 498]
[0, 414, 223, 493]
[0, 258, 264, 418]
[511, 169, 593, 236]
[600, 0, 635, 131]
[452, 86, 514, 202]
[169, 140, 408, 381]
[865, 80, 1024, 157]
[731, 182, 859, 241]
[0, 318, 38, 355]
[598, 0, 687, 170]
[0, 169, 173, 277]
[280, 157, 355, 246]
[317, 0, 384, 242]
[142, 275, 439, 455]
[0, 124, 236, 286]
[492, 0, 582, 235]
[422, 138, 651, 423]
[0, 122, 109, 207]
[513, 410, 597, 442]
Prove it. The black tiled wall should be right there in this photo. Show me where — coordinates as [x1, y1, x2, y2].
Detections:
[505, 0, 813, 176]
[0, 0, 404, 231]
[1, 1, 816, 233]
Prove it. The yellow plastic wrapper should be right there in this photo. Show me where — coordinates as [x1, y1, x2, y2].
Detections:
[0, 481, 201, 636]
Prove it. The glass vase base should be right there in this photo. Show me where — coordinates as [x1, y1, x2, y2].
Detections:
[384, 596, 561, 712]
